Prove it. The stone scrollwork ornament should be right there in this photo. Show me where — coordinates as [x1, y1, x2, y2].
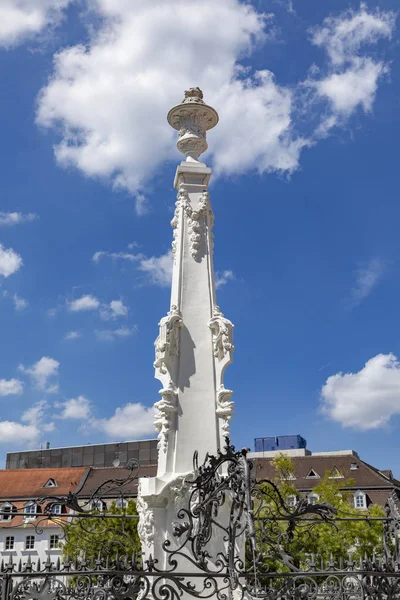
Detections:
[216, 385, 234, 434]
[171, 186, 190, 258]
[209, 305, 234, 361]
[137, 482, 155, 550]
[154, 381, 178, 452]
[154, 305, 182, 376]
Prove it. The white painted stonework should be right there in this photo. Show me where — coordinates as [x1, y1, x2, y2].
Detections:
[138, 88, 234, 576]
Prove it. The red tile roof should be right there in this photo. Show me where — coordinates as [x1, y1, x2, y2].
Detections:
[0, 467, 87, 499]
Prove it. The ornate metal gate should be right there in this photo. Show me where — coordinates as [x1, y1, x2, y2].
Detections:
[2, 440, 400, 600]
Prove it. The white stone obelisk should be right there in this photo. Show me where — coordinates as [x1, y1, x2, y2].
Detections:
[137, 88, 234, 573]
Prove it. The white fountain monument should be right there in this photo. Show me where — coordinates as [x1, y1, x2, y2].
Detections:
[137, 88, 235, 572]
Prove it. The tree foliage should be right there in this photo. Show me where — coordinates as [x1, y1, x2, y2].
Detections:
[62, 500, 140, 562]
[253, 454, 385, 571]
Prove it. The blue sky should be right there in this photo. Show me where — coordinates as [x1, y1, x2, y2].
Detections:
[0, 0, 400, 474]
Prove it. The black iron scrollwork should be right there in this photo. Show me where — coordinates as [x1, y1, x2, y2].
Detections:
[0, 442, 400, 600]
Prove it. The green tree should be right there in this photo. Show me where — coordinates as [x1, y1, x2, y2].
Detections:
[62, 500, 140, 562]
[252, 454, 385, 571]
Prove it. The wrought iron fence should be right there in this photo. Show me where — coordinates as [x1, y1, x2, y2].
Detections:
[1, 440, 400, 600]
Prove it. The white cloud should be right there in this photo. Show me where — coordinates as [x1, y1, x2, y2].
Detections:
[2, 291, 29, 310]
[100, 299, 129, 320]
[0, 212, 37, 226]
[19, 356, 60, 393]
[0, 379, 23, 396]
[13, 293, 29, 311]
[22, 399, 55, 432]
[347, 258, 384, 309]
[315, 58, 387, 115]
[320, 353, 400, 430]
[309, 5, 396, 134]
[94, 247, 174, 287]
[138, 250, 173, 287]
[0, 421, 40, 445]
[93, 251, 142, 263]
[95, 402, 155, 439]
[36, 0, 308, 205]
[95, 327, 137, 342]
[0, 244, 22, 277]
[56, 396, 91, 419]
[215, 269, 235, 289]
[64, 330, 81, 340]
[0, 0, 73, 48]
[310, 4, 396, 66]
[68, 294, 100, 312]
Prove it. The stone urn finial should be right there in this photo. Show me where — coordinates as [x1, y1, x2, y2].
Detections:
[167, 88, 218, 162]
[182, 88, 204, 104]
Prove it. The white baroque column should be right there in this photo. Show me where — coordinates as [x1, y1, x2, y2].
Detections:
[138, 88, 235, 574]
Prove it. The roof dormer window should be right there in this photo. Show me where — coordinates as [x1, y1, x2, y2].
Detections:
[24, 502, 37, 521]
[329, 467, 343, 479]
[43, 478, 57, 488]
[350, 463, 358, 470]
[0, 503, 14, 522]
[305, 469, 320, 479]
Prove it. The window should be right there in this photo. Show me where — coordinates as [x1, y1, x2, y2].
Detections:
[24, 502, 36, 520]
[305, 469, 320, 479]
[286, 495, 297, 508]
[5, 536, 14, 550]
[25, 535, 35, 550]
[0, 503, 14, 521]
[115, 498, 128, 509]
[49, 504, 62, 515]
[49, 535, 59, 550]
[44, 478, 57, 488]
[350, 463, 358, 470]
[90, 499, 106, 512]
[354, 490, 367, 509]
[329, 467, 343, 479]
[307, 493, 319, 505]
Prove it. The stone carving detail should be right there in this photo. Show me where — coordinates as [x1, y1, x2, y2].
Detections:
[137, 482, 155, 549]
[154, 305, 183, 375]
[216, 385, 234, 434]
[171, 186, 189, 258]
[168, 474, 194, 511]
[209, 306, 234, 361]
[154, 381, 178, 452]
[187, 191, 213, 261]
[167, 88, 218, 161]
[171, 187, 214, 261]
[182, 87, 205, 105]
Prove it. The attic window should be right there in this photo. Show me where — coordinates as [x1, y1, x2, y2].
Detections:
[44, 478, 57, 488]
[329, 467, 343, 479]
[350, 463, 358, 470]
[354, 490, 367, 509]
[305, 469, 320, 479]
[0, 503, 14, 522]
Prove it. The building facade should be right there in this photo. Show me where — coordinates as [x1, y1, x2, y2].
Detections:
[250, 447, 400, 509]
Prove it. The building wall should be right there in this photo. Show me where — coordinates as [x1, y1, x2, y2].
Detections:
[0, 525, 62, 565]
